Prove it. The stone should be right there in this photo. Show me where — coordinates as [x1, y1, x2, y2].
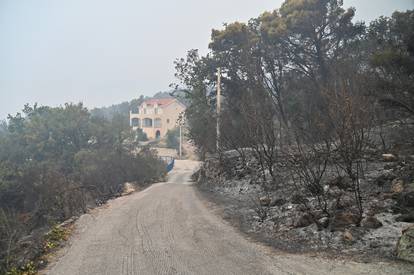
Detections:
[337, 195, 354, 210]
[361, 216, 383, 229]
[37, 258, 48, 269]
[270, 198, 287, 207]
[398, 192, 414, 208]
[396, 213, 414, 223]
[14, 228, 47, 267]
[294, 214, 313, 228]
[332, 212, 360, 230]
[291, 193, 307, 204]
[408, 181, 414, 192]
[405, 192, 414, 207]
[391, 179, 404, 194]
[18, 235, 35, 249]
[318, 217, 330, 229]
[297, 204, 308, 212]
[328, 176, 352, 190]
[121, 182, 135, 196]
[343, 229, 354, 243]
[382, 193, 394, 200]
[382, 153, 398, 162]
[397, 226, 414, 263]
[384, 162, 399, 170]
[59, 217, 77, 228]
[327, 186, 345, 198]
[375, 172, 397, 186]
[259, 196, 271, 207]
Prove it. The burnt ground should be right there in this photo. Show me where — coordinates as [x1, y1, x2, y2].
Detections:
[194, 158, 414, 264]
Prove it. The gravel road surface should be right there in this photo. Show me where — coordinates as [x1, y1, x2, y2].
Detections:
[45, 160, 413, 275]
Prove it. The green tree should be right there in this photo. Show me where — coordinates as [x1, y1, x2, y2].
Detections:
[136, 128, 148, 142]
[368, 10, 414, 117]
[172, 50, 217, 158]
[166, 128, 180, 150]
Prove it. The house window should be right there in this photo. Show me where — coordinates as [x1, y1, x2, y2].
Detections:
[154, 118, 162, 128]
[143, 118, 153, 128]
[131, 118, 140, 127]
[154, 108, 158, 114]
[144, 108, 147, 114]
[166, 119, 170, 124]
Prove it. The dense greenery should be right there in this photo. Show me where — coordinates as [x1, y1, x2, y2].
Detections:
[91, 97, 143, 121]
[166, 128, 180, 150]
[0, 103, 165, 273]
[136, 128, 149, 142]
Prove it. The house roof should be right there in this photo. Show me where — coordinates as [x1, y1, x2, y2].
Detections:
[141, 98, 177, 108]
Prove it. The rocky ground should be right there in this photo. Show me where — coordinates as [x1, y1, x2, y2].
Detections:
[195, 153, 414, 263]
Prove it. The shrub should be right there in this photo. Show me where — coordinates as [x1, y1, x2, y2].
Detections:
[0, 103, 165, 272]
[166, 128, 180, 150]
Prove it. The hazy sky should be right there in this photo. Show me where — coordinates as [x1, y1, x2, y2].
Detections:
[1, 0, 413, 119]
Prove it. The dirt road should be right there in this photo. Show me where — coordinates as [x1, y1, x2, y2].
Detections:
[45, 160, 413, 275]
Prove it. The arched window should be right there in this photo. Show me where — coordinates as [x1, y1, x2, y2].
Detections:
[131, 118, 140, 127]
[143, 118, 153, 128]
[154, 118, 162, 128]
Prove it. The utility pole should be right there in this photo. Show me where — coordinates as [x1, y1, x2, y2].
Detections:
[177, 113, 184, 159]
[179, 123, 182, 159]
[216, 67, 221, 153]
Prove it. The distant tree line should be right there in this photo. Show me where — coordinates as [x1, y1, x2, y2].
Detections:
[174, 1, 413, 226]
[90, 91, 174, 123]
[0, 103, 165, 273]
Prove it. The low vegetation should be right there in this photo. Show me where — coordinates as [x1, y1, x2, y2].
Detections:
[0, 103, 166, 274]
[166, 128, 180, 151]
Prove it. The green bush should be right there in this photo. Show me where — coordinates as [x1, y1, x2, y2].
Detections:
[0, 103, 165, 273]
[136, 128, 148, 142]
[166, 128, 180, 150]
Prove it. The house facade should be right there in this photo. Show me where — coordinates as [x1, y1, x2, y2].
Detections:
[130, 98, 186, 139]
